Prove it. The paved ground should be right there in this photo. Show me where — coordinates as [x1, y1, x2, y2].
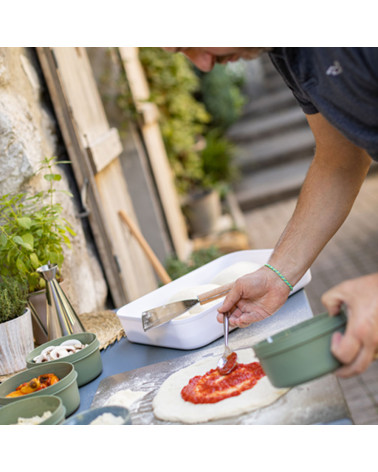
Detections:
[243, 172, 378, 424]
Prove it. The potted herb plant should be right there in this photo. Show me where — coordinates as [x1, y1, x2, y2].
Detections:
[0, 156, 76, 344]
[0, 277, 34, 375]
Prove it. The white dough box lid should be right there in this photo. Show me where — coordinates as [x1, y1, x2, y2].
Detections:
[116, 249, 312, 350]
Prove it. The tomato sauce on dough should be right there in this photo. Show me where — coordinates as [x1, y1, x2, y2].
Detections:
[181, 361, 266, 404]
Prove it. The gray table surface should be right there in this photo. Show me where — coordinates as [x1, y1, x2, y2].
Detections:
[75, 289, 352, 424]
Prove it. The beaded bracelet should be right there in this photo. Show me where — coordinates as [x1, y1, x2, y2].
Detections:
[264, 263, 294, 291]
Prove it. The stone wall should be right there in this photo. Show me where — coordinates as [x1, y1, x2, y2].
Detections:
[0, 47, 108, 314]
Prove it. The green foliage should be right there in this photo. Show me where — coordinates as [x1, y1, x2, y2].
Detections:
[137, 49, 246, 197]
[199, 63, 246, 132]
[200, 129, 239, 195]
[0, 157, 76, 293]
[165, 246, 222, 281]
[0, 277, 28, 323]
[138, 48, 211, 195]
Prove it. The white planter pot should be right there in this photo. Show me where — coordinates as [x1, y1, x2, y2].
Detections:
[0, 308, 34, 375]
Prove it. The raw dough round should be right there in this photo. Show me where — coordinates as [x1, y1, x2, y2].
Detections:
[152, 348, 287, 423]
[168, 284, 221, 319]
[211, 261, 262, 285]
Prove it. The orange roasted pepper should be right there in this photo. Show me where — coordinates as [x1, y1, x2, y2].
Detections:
[38, 373, 59, 388]
[6, 374, 59, 398]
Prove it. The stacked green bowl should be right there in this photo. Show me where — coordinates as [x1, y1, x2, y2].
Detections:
[26, 332, 103, 387]
[253, 311, 347, 388]
[0, 395, 66, 425]
[0, 362, 80, 416]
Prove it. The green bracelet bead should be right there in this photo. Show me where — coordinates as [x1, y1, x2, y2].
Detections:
[264, 263, 294, 291]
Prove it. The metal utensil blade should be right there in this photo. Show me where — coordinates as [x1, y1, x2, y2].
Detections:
[142, 299, 199, 331]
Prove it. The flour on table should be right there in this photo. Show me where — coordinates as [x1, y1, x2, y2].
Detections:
[152, 348, 288, 424]
[105, 389, 147, 409]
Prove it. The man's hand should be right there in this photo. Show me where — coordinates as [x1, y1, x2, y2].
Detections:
[322, 273, 378, 377]
[217, 266, 292, 328]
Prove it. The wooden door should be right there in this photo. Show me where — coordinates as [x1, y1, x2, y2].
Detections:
[37, 47, 158, 307]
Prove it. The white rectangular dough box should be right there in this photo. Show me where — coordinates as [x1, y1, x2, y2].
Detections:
[117, 249, 312, 350]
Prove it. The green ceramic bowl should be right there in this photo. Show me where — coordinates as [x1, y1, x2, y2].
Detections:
[0, 362, 80, 416]
[26, 333, 103, 387]
[0, 395, 66, 425]
[63, 405, 132, 425]
[252, 311, 347, 388]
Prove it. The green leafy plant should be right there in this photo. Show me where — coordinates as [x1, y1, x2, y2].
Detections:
[165, 246, 222, 281]
[199, 63, 246, 132]
[0, 156, 76, 293]
[0, 277, 28, 323]
[138, 47, 211, 195]
[137, 49, 244, 198]
[200, 129, 239, 196]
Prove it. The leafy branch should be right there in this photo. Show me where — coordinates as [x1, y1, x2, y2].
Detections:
[0, 157, 76, 292]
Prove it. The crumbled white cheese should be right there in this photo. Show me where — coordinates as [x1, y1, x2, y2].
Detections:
[90, 413, 124, 425]
[17, 410, 52, 425]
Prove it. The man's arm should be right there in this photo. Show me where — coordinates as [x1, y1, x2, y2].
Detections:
[268, 113, 372, 284]
[218, 113, 372, 327]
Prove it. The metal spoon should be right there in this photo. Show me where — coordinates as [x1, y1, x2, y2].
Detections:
[217, 313, 237, 375]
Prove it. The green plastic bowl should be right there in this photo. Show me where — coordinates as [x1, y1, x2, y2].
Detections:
[252, 311, 347, 388]
[26, 333, 103, 387]
[0, 362, 80, 416]
[0, 395, 66, 425]
[63, 405, 132, 425]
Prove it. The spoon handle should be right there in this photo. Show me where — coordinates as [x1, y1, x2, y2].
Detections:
[224, 313, 229, 348]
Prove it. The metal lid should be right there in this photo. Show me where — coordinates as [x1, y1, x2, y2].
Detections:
[253, 311, 347, 358]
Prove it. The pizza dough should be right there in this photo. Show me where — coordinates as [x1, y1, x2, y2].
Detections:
[152, 348, 288, 423]
[211, 261, 262, 285]
[168, 284, 221, 319]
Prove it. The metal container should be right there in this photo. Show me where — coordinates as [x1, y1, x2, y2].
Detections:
[252, 311, 347, 388]
[0, 395, 66, 425]
[36, 263, 85, 341]
[0, 362, 80, 416]
[26, 332, 103, 387]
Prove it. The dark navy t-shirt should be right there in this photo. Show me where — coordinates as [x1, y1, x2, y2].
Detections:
[269, 48, 378, 161]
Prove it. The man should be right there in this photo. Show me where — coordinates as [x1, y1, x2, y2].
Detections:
[165, 48, 378, 378]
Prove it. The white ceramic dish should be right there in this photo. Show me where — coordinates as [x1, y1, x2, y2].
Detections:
[116, 249, 311, 350]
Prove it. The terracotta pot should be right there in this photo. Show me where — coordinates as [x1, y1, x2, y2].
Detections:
[0, 308, 34, 375]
